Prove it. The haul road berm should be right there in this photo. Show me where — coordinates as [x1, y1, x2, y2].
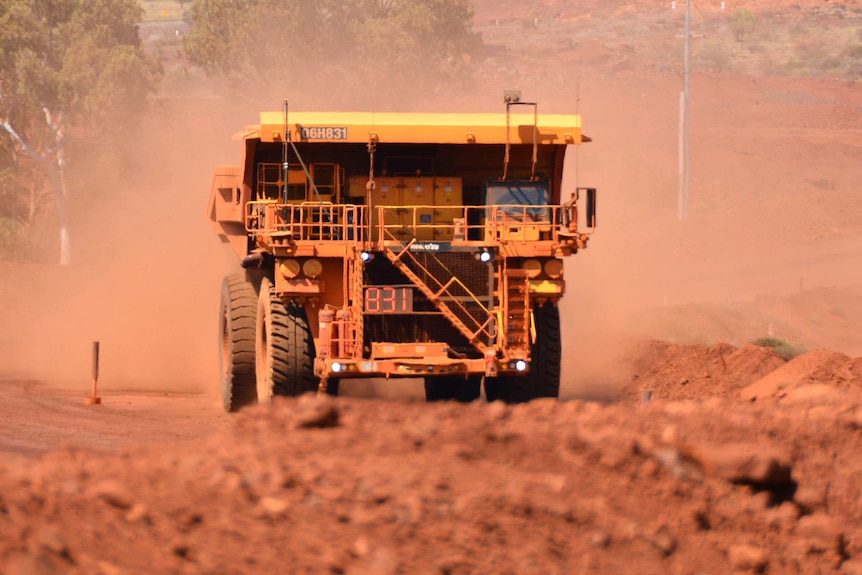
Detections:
[208, 94, 596, 410]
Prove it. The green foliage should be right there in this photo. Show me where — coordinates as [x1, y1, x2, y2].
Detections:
[733, 8, 755, 43]
[183, 0, 478, 108]
[0, 0, 161, 129]
[0, 0, 163, 150]
[0, 0, 162, 262]
[752, 337, 807, 361]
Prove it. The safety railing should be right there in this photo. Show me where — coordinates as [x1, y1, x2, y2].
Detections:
[246, 201, 367, 244]
[246, 201, 579, 246]
[371, 204, 578, 245]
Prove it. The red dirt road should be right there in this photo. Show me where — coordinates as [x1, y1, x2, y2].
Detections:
[0, 381, 225, 456]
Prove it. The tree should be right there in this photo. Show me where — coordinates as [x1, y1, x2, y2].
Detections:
[183, 0, 478, 109]
[0, 0, 161, 264]
[0, 134, 53, 261]
[733, 8, 755, 44]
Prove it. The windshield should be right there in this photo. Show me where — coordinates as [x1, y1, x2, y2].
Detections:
[486, 181, 551, 222]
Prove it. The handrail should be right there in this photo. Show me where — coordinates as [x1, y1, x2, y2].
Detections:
[246, 201, 367, 244]
[246, 201, 578, 246]
[379, 225, 495, 346]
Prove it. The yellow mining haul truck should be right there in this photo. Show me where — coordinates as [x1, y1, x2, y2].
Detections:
[208, 97, 596, 411]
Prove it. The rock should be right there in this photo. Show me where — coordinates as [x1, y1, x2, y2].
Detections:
[485, 400, 508, 421]
[687, 442, 792, 484]
[841, 558, 862, 575]
[527, 397, 559, 414]
[764, 501, 800, 529]
[406, 414, 439, 445]
[795, 512, 844, 554]
[34, 525, 68, 556]
[435, 554, 476, 573]
[650, 526, 677, 556]
[794, 484, 828, 512]
[727, 544, 768, 572]
[661, 425, 678, 444]
[589, 529, 611, 548]
[3, 552, 57, 575]
[844, 408, 862, 430]
[258, 496, 290, 517]
[294, 395, 340, 429]
[125, 503, 149, 523]
[96, 561, 125, 575]
[663, 401, 697, 416]
[89, 479, 134, 510]
[652, 447, 702, 481]
[352, 535, 371, 558]
[364, 546, 399, 575]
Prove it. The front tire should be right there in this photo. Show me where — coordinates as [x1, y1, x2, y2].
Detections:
[219, 274, 258, 412]
[255, 278, 318, 402]
[484, 302, 562, 403]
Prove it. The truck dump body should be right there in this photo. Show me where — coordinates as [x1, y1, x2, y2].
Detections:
[212, 105, 596, 409]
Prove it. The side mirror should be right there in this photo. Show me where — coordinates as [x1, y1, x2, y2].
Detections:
[585, 187, 597, 229]
[576, 187, 597, 230]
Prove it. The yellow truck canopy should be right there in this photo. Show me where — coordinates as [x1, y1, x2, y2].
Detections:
[243, 111, 587, 145]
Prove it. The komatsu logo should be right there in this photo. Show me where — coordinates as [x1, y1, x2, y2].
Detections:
[408, 242, 451, 252]
[299, 127, 348, 140]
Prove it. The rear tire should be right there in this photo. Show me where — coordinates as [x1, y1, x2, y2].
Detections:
[425, 375, 482, 403]
[219, 274, 258, 412]
[255, 278, 318, 402]
[484, 302, 561, 403]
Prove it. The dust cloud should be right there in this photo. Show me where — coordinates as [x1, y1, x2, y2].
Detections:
[0, 98, 251, 392]
[549, 68, 862, 399]
[3, 2, 861, 397]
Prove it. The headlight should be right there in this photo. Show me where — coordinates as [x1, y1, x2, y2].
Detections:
[303, 258, 323, 278]
[515, 360, 527, 371]
[332, 362, 343, 373]
[523, 259, 542, 278]
[544, 259, 564, 279]
[279, 259, 300, 279]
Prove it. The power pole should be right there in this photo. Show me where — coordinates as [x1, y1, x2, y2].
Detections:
[678, 0, 691, 221]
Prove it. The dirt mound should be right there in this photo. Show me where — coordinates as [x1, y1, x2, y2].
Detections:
[640, 286, 862, 357]
[622, 340, 787, 403]
[741, 350, 862, 402]
[2, 394, 861, 574]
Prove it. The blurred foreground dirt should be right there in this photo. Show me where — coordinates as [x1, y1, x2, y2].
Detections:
[1, 335, 861, 574]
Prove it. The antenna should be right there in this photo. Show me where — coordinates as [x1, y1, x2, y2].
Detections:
[282, 99, 289, 203]
[575, 77, 580, 190]
[502, 90, 538, 181]
[678, 0, 691, 221]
